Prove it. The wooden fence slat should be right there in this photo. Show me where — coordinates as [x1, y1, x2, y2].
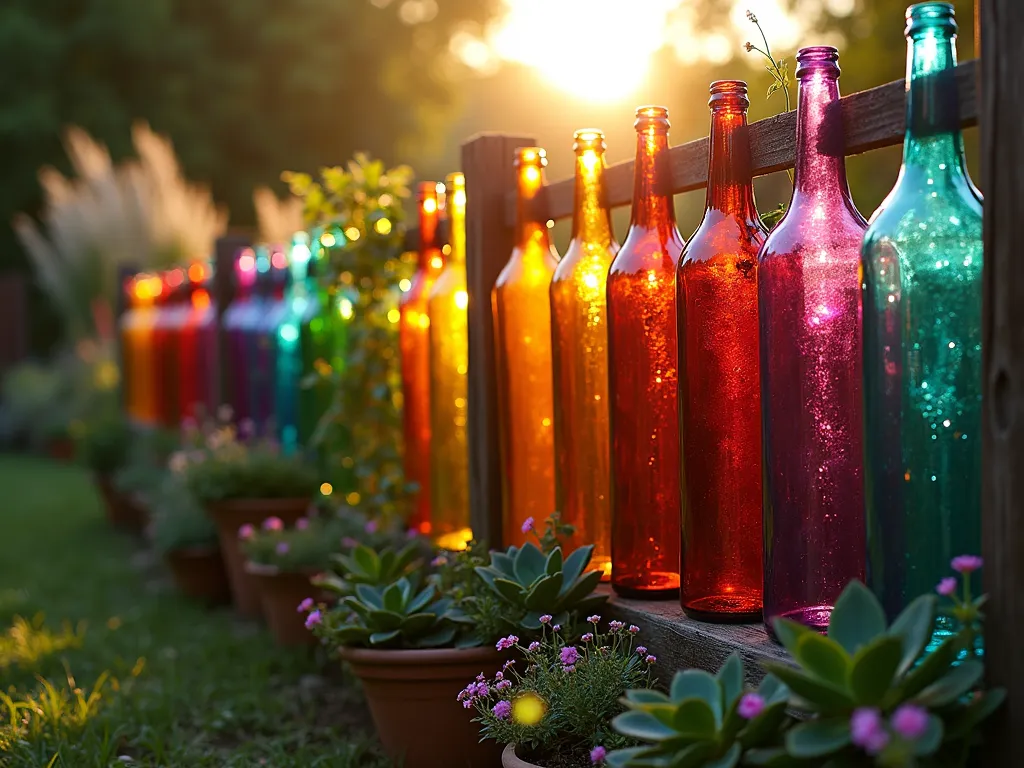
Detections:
[980, 0, 1022, 761]
[462, 133, 535, 548]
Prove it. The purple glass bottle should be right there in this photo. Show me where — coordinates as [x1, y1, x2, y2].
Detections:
[759, 46, 867, 634]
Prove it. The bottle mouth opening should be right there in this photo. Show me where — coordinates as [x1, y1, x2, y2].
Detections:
[708, 80, 750, 109]
[573, 129, 606, 153]
[906, 2, 957, 37]
[416, 181, 439, 201]
[514, 146, 548, 167]
[634, 105, 670, 130]
[796, 46, 840, 78]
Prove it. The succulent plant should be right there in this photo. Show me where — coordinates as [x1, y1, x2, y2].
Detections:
[475, 542, 607, 631]
[317, 576, 468, 649]
[608, 654, 792, 768]
[315, 542, 421, 596]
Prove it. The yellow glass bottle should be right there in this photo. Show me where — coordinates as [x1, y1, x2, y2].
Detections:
[550, 131, 619, 577]
[121, 274, 161, 425]
[493, 147, 560, 547]
[427, 172, 472, 550]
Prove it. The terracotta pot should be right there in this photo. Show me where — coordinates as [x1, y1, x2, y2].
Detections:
[166, 547, 231, 605]
[245, 562, 318, 647]
[502, 744, 540, 768]
[206, 498, 310, 618]
[340, 645, 505, 768]
[95, 474, 149, 534]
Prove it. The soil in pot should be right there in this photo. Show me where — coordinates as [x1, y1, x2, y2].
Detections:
[95, 474, 149, 534]
[340, 645, 506, 768]
[166, 547, 231, 605]
[206, 498, 310, 619]
[246, 562, 318, 647]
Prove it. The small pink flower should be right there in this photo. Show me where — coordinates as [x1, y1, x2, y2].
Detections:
[528, 641, 541, 652]
[494, 671, 503, 680]
[539, 614, 552, 624]
[581, 633, 594, 643]
[644, 655, 657, 665]
[496, 679, 512, 691]
[496, 635, 519, 651]
[297, 598, 314, 613]
[476, 673, 486, 682]
[364, 519, 379, 534]
[560, 646, 579, 666]
[628, 625, 640, 635]
[590, 746, 607, 764]
[552, 624, 561, 633]
[937, 577, 958, 596]
[263, 516, 283, 532]
[276, 541, 290, 555]
[586, 614, 601, 624]
[431, 555, 448, 567]
[304, 610, 322, 629]
[891, 704, 929, 741]
[295, 517, 309, 530]
[503, 659, 515, 670]
[951, 555, 983, 574]
[521, 517, 535, 534]
[608, 620, 624, 632]
[406, 527, 419, 539]
[492, 700, 512, 720]
[238, 524, 255, 540]
[636, 646, 648, 656]
[563, 665, 576, 673]
[851, 708, 889, 755]
[341, 537, 359, 548]
[738, 693, 765, 719]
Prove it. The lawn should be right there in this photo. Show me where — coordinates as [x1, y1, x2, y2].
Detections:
[0, 455, 386, 767]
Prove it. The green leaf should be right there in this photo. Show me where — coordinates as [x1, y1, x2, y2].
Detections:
[828, 581, 887, 655]
[717, 653, 744, 711]
[488, 551, 517, 578]
[556, 568, 601, 607]
[849, 636, 902, 705]
[772, 618, 814, 657]
[762, 662, 854, 714]
[737, 700, 789, 748]
[888, 594, 936, 675]
[671, 699, 718, 738]
[604, 747, 650, 768]
[400, 612, 438, 635]
[944, 688, 1006, 741]
[624, 689, 670, 706]
[913, 659, 984, 708]
[794, 634, 850, 689]
[354, 583, 383, 610]
[368, 629, 400, 645]
[785, 718, 851, 758]
[414, 625, 456, 648]
[381, 581, 404, 613]
[560, 545, 593, 588]
[670, 670, 722, 722]
[491, 578, 526, 606]
[667, 743, 717, 768]
[612, 710, 679, 742]
[912, 715, 944, 757]
[545, 547, 563, 576]
[513, 543, 548, 585]
[524, 573, 564, 610]
[406, 585, 435, 614]
[898, 635, 960, 701]
[368, 610, 405, 631]
[352, 545, 378, 577]
[757, 674, 790, 706]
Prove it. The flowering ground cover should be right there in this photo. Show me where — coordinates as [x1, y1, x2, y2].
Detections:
[0, 456, 388, 767]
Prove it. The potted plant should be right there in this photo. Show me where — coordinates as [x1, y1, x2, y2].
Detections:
[183, 416, 317, 618]
[464, 617, 656, 768]
[151, 472, 229, 605]
[76, 410, 139, 531]
[605, 558, 1003, 768]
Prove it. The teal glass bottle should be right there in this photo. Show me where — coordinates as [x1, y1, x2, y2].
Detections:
[861, 2, 982, 644]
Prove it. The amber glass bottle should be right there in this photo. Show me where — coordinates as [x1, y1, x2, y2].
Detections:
[400, 182, 445, 533]
[551, 130, 619, 578]
[493, 148, 560, 547]
[677, 82, 766, 622]
[607, 106, 684, 598]
[427, 173, 472, 550]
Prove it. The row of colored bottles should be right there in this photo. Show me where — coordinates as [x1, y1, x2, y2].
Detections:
[487, 1, 980, 636]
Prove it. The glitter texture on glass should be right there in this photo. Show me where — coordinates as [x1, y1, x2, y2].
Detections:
[677, 82, 766, 622]
[759, 48, 867, 633]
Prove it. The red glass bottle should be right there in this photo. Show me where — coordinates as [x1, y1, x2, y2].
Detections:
[400, 182, 445, 533]
[677, 81, 766, 622]
[607, 106, 684, 598]
[759, 47, 867, 634]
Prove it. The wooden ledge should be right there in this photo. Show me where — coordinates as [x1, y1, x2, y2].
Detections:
[602, 586, 792, 687]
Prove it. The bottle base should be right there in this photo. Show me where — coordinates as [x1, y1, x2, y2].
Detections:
[764, 604, 834, 641]
[681, 602, 762, 625]
[612, 572, 680, 601]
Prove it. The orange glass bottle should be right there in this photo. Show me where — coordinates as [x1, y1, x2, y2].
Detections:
[427, 172, 472, 550]
[400, 182, 445, 533]
[607, 106, 684, 598]
[493, 148, 560, 547]
[551, 130, 619, 577]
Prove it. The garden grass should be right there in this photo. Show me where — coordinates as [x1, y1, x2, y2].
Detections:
[0, 455, 386, 767]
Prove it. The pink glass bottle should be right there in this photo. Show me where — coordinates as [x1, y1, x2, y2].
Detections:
[759, 47, 867, 634]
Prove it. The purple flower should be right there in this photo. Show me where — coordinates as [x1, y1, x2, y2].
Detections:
[628, 625, 640, 635]
[496, 635, 519, 651]
[528, 641, 541, 652]
[406, 527, 419, 539]
[891, 704, 929, 741]
[539, 614, 552, 624]
[636, 646, 648, 656]
[521, 517, 535, 534]
[937, 577, 958, 596]
[586, 615, 601, 624]
[581, 633, 594, 643]
[276, 541, 290, 555]
[492, 700, 512, 720]
[431, 555, 448, 567]
[560, 646, 579, 666]
[238, 417, 255, 438]
[951, 555, 983, 574]
[503, 659, 516, 670]
[851, 708, 889, 755]
[238, 524, 255, 540]
[476, 683, 490, 697]
[590, 746, 607, 764]
[494, 671, 503, 681]
[341, 537, 359, 548]
[496, 679, 512, 691]
[297, 598, 314, 613]
[738, 693, 765, 719]
[608, 620, 625, 632]
[476, 673, 486, 682]
[644, 655, 657, 665]
[304, 610, 322, 630]
[263, 516, 283, 532]
[563, 665, 576, 673]
[364, 519, 379, 534]
[552, 624, 561, 633]
[295, 517, 309, 530]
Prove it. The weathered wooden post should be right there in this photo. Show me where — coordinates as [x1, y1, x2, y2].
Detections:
[980, 0, 1023, 760]
[461, 133, 535, 547]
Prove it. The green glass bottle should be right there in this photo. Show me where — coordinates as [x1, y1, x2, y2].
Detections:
[861, 2, 982, 646]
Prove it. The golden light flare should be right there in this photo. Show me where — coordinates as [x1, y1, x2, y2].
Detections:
[512, 692, 547, 725]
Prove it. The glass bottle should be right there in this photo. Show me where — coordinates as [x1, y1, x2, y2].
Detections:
[179, 266, 216, 423]
[222, 247, 259, 425]
[400, 182, 446, 533]
[759, 47, 868, 633]
[494, 148, 560, 547]
[862, 2, 981, 644]
[152, 270, 189, 428]
[677, 81, 766, 622]
[551, 130, 619, 579]
[275, 233, 315, 454]
[246, 249, 276, 433]
[428, 172, 472, 550]
[120, 274, 160, 425]
[607, 106, 684, 598]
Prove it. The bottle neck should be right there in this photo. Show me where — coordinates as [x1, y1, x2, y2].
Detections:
[448, 211, 466, 266]
[904, 31, 967, 175]
[630, 130, 676, 232]
[570, 151, 614, 246]
[515, 167, 553, 253]
[419, 211, 440, 269]
[793, 71, 851, 201]
[706, 107, 758, 215]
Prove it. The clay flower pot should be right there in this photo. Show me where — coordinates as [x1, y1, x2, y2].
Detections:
[165, 546, 231, 605]
[206, 498, 310, 618]
[502, 744, 542, 768]
[340, 645, 505, 768]
[245, 562, 318, 647]
[94, 473, 149, 534]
